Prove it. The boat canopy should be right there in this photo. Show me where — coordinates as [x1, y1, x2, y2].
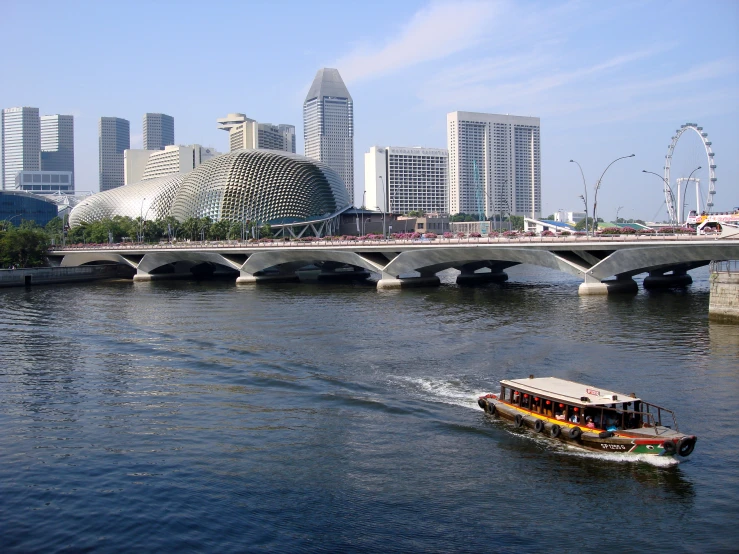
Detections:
[500, 377, 641, 407]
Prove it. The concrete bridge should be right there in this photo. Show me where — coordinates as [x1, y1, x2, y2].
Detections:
[47, 235, 739, 295]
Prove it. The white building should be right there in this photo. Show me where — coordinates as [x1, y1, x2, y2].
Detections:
[15, 170, 73, 194]
[124, 144, 219, 185]
[1, 107, 40, 191]
[216, 113, 295, 153]
[364, 146, 448, 214]
[41, 114, 75, 190]
[143, 113, 174, 151]
[304, 68, 354, 205]
[447, 111, 540, 219]
[554, 210, 585, 224]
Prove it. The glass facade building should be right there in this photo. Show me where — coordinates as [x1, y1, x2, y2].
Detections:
[1, 107, 41, 191]
[40, 115, 75, 189]
[0, 190, 59, 227]
[99, 117, 130, 192]
[143, 113, 175, 151]
[304, 68, 354, 205]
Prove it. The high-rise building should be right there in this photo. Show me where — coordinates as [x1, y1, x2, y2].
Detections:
[217, 113, 295, 154]
[1, 107, 40, 191]
[303, 68, 354, 204]
[364, 146, 448, 215]
[99, 117, 130, 192]
[143, 113, 174, 151]
[124, 144, 220, 184]
[447, 111, 540, 218]
[40, 114, 74, 189]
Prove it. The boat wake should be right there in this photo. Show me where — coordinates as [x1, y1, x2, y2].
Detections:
[393, 376, 681, 467]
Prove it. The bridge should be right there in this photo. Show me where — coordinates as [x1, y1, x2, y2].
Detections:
[47, 235, 739, 295]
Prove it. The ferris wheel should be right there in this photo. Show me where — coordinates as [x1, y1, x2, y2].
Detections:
[664, 123, 716, 223]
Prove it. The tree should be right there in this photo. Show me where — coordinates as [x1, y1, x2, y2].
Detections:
[407, 210, 424, 217]
[574, 217, 594, 231]
[545, 214, 554, 220]
[209, 219, 231, 240]
[0, 227, 49, 267]
[509, 215, 524, 230]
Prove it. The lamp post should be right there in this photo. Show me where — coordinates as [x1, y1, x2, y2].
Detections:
[569, 159, 589, 236]
[642, 170, 676, 226]
[592, 154, 635, 235]
[375, 206, 386, 238]
[616, 205, 624, 224]
[679, 166, 702, 225]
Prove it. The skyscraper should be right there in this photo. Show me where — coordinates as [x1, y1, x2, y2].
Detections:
[143, 113, 174, 151]
[303, 68, 354, 204]
[40, 114, 75, 189]
[1, 107, 40, 191]
[447, 111, 540, 219]
[99, 117, 130, 191]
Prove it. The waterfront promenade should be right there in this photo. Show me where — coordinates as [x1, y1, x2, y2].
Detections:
[48, 234, 739, 295]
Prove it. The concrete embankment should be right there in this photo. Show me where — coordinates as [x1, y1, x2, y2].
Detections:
[0, 265, 126, 288]
[709, 261, 739, 322]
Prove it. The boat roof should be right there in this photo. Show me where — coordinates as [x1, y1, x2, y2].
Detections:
[500, 377, 641, 407]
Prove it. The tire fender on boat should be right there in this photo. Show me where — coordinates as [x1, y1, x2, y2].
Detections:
[568, 426, 582, 440]
[662, 440, 677, 455]
[515, 414, 524, 428]
[486, 402, 497, 415]
[550, 424, 561, 438]
[598, 431, 613, 439]
[677, 436, 696, 457]
[534, 419, 545, 433]
[478, 398, 487, 410]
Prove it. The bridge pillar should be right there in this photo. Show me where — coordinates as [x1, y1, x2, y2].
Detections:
[456, 268, 508, 285]
[643, 269, 693, 290]
[578, 275, 638, 295]
[377, 272, 441, 289]
[236, 270, 300, 284]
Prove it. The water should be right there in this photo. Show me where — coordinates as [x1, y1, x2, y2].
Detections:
[1, 266, 737, 552]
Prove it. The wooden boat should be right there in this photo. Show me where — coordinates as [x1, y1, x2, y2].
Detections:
[478, 376, 697, 458]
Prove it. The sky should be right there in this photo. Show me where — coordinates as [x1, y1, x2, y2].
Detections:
[2, 0, 737, 221]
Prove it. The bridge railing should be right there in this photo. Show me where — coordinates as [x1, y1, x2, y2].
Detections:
[710, 260, 739, 274]
[47, 232, 723, 252]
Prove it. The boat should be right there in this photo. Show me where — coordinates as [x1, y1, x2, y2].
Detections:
[687, 208, 739, 235]
[477, 376, 697, 458]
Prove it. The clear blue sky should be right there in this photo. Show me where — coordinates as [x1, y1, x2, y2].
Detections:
[2, 0, 737, 221]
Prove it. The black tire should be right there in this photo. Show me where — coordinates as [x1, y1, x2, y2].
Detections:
[599, 431, 613, 439]
[486, 402, 497, 415]
[550, 424, 561, 438]
[677, 437, 696, 457]
[478, 398, 487, 410]
[534, 419, 545, 433]
[515, 414, 524, 428]
[569, 426, 582, 440]
[662, 440, 677, 455]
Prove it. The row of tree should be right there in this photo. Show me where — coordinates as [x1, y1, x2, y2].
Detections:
[0, 221, 50, 267]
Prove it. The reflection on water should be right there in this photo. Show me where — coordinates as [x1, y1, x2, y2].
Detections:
[0, 265, 736, 551]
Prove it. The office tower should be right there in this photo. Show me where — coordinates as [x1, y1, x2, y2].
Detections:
[143, 113, 174, 151]
[1, 107, 40, 191]
[303, 68, 354, 204]
[364, 146, 448, 214]
[99, 117, 130, 191]
[40, 114, 75, 189]
[124, 144, 220, 184]
[447, 111, 540, 218]
[217, 113, 295, 153]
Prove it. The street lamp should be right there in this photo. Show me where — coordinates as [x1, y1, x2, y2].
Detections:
[375, 206, 386, 238]
[569, 159, 589, 236]
[592, 154, 635, 235]
[642, 170, 676, 226]
[616, 205, 624, 224]
[679, 166, 702, 225]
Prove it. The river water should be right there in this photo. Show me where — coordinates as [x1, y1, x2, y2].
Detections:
[1, 266, 737, 552]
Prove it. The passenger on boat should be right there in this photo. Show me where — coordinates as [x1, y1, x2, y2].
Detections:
[586, 417, 595, 429]
[555, 411, 565, 421]
[570, 408, 580, 424]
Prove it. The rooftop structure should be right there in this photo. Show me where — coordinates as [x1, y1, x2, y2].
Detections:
[15, 170, 74, 195]
[217, 113, 295, 153]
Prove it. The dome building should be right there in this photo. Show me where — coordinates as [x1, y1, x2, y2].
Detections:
[69, 150, 351, 236]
